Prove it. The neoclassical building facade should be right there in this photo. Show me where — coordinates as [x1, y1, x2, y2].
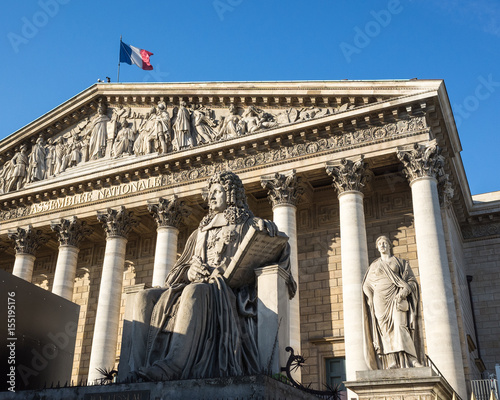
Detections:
[1, 80, 498, 398]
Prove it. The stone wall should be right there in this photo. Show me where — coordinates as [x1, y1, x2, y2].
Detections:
[465, 237, 500, 375]
[442, 207, 482, 381]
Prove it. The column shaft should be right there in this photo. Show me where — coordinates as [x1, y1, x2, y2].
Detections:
[339, 191, 369, 380]
[411, 177, 466, 397]
[52, 245, 80, 300]
[88, 236, 127, 383]
[272, 204, 300, 356]
[12, 254, 36, 282]
[152, 226, 178, 287]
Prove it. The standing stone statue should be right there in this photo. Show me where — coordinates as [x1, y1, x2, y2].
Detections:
[126, 171, 295, 381]
[362, 235, 424, 369]
[88, 105, 110, 160]
[6, 144, 29, 192]
[172, 101, 193, 151]
[27, 136, 46, 182]
[44, 138, 56, 178]
[153, 101, 170, 154]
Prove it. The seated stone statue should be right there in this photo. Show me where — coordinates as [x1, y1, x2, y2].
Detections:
[362, 235, 424, 369]
[127, 171, 295, 381]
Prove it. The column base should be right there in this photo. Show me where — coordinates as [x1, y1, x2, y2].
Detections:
[344, 368, 458, 400]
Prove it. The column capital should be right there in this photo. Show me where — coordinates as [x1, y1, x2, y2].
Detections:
[147, 195, 190, 229]
[397, 141, 445, 184]
[97, 206, 138, 239]
[261, 169, 304, 208]
[8, 225, 48, 255]
[325, 155, 371, 195]
[51, 216, 93, 247]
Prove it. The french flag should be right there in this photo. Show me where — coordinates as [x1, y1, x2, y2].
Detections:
[119, 40, 153, 70]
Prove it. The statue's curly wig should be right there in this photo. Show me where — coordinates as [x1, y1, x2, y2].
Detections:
[200, 171, 253, 226]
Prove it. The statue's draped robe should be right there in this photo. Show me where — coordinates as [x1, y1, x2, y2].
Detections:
[113, 126, 134, 157]
[173, 107, 192, 150]
[130, 213, 292, 380]
[88, 113, 110, 160]
[28, 142, 46, 181]
[362, 256, 423, 369]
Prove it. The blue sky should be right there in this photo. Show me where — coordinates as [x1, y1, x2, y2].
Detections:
[1, 0, 499, 195]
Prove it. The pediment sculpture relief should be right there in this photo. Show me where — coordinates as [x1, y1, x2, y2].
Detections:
[0, 100, 346, 194]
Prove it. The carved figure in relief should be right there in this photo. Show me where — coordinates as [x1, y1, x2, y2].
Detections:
[152, 101, 170, 154]
[44, 138, 56, 178]
[53, 136, 70, 175]
[240, 106, 277, 134]
[191, 104, 217, 145]
[27, 136, 46, 182]
[68, 130, 82, 168]
[362, 235, 424, 370]
[297, 106, 330, 121]
[218, 104, 242, 139]
[126, 171, 295, 382]
[0, 160, 13, 193]
[172, 101, 193, 151]
[6, 144, 29, 192]
[113, 118, 136, 158]
[88, 105, 110, 160]
[134, 107, 155, 156]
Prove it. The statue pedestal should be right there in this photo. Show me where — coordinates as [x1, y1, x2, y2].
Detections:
[0, 375, 319, 400]
[117, 283, 151, 382]
[344, 367, 458, 400]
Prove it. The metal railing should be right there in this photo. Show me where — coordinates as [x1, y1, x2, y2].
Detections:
[425, 355, 463, 400]
[471, 379, 499, 400]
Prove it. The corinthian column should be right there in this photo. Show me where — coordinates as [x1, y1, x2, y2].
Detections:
[51, 217, 93, 300]
[325, 156, 371, 384]
[397, 142, 466, 398]
[261, 169, 304, 374]
[8, 226, 47, 282]
[148, 195, 190, 287]
[88, 206, 137, 384]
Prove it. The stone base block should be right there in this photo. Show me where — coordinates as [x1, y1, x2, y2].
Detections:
[0, 375, 319, 400]
[345, 367, 459, 400]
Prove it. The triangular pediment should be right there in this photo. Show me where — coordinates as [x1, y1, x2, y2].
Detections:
[0, 80, 443, 196]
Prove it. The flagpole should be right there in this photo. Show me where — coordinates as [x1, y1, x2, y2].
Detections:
[117, 35, 122, 83]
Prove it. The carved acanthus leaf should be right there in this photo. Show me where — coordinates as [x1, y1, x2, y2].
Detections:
[397, 141, 445, 183]
[97, 206, 138, 239]
[325, 156, 371, 194]
[261, 169, 304, 208]
[7, 225, 48, 255]
[50, 216, 94, 247]
[147, 195, 191, 228]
